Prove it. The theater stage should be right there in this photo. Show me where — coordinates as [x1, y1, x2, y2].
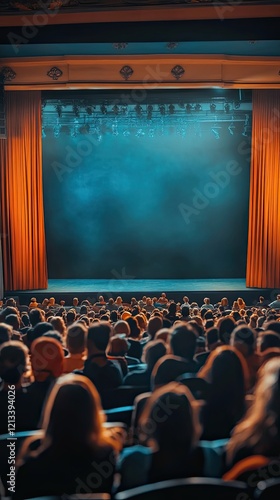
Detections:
[5, 279, 277, 307]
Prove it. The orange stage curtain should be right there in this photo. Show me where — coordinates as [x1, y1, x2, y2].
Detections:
[0, 91, 48, 291]
[246, 90, 280, 288]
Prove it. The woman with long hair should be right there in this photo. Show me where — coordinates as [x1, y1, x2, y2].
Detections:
[226, 357, 280, 467]
[15, 374, 120, 499]
[117, 382, 202, 491]
[198, 346, 249, 440]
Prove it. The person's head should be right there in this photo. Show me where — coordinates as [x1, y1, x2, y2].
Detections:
[168, 302, 177, 315]
[107, 335, 130, 357]
[50, 316, 66, 337]
[3, 314, 20, 331]
[29, 308, 44, 327]
[0, 323, 12, 345]
[230, 325, 256, 357]
[170, 324, 197, 360]
[152, 355, 194, 389]
[181, 305, 190, 317]
[147, 316, 163, 340]
[135, 314, 147, 332]
[87, 321, 112, 354]
[66, 310, 76, 325]
[126, 317, 141, 339]
[142, 340, 167, 372]
[227, 357, 280, 462]
[115, 296, 122, 305]
[21, 314, 30, 327]
[155, 328, 170, 343]
[264, 321, 280, 335]
[258, 330, 280, 353]
[259, 296, 265, 303]
[72, 297, 79, 307]
[183, 296, 189, 304]
[217, 316, 236, 344]
[66, 323, 87, 355]
[27, 322, 55, 348]
[39, 374, 116, 452]
[221, 297, 229, 307]
[198, 345, 249, 396]
[206, 327, 219, 351]
[110, 310, 118, 323]
[139, 382, 200, 451]
[113, 320, 130, 337]
[204, 297, 210, 305]
[0, 341, 29, 387]
[31, 337, 64, 382]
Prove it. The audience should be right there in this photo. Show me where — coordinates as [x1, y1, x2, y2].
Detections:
[15, 374, 120, 498]
[0, 291, 279, 496]
[76, 321, 123, 392]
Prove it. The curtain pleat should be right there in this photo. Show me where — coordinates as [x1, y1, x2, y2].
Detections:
[246, 90, 280, 288]
[0, 91, 48, 290]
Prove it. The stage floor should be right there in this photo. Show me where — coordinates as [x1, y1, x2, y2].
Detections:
[6, 277, 276, 307]
[10, 278, 251, 294]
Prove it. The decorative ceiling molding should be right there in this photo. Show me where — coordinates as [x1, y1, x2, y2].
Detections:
[1, 54, 280, 90]
[47, 66, 63, 80]
[0, 66, 16, 81]
[171, 64, 185, 80]
[1, 3, 280, 26]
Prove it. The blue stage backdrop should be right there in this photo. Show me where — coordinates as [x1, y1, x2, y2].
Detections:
[42, 119, 251, 279]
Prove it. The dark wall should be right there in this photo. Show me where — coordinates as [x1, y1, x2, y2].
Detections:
[42, 120, 251, 279]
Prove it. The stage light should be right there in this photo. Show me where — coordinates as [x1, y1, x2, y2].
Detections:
[234, 101, 240, 109]
[168, 104, 175, 115]
[73, 104, 80, 118]
[186, 103, 193, 113]
[147, 104, 153, 120]
[159, 104, 166, 116]
[224, 103, 230, 113]
[135, 104, 143, 117]
[195, 104, 202, 112]
[210, 103, 216, 113]
[86, 106, 93, 115]
[55, 103, 63, 118]
[112, 104, 119, 115]
[100, 104, 107, 115]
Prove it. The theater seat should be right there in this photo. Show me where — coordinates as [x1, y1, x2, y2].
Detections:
[255, 478, 280, 499]
[114, 477, 250, 500]
[23, 495, 111, 500]
[176, 374, 209, 400]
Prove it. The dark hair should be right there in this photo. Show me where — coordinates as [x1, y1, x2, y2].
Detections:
[126, 317, 141, 339]
[181, 305, 190, 317]
[143, 340, 167, 371]
[29, 308, 44, 327]
[259, 330, 280, 352]
[170, 325, 197, 360]
[218, 316, 235, 344]
[0, 341, 28, 384]
[87, 321, 112, 351]
[206, 327, 219, 347]
[231, 325, 256, 355]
